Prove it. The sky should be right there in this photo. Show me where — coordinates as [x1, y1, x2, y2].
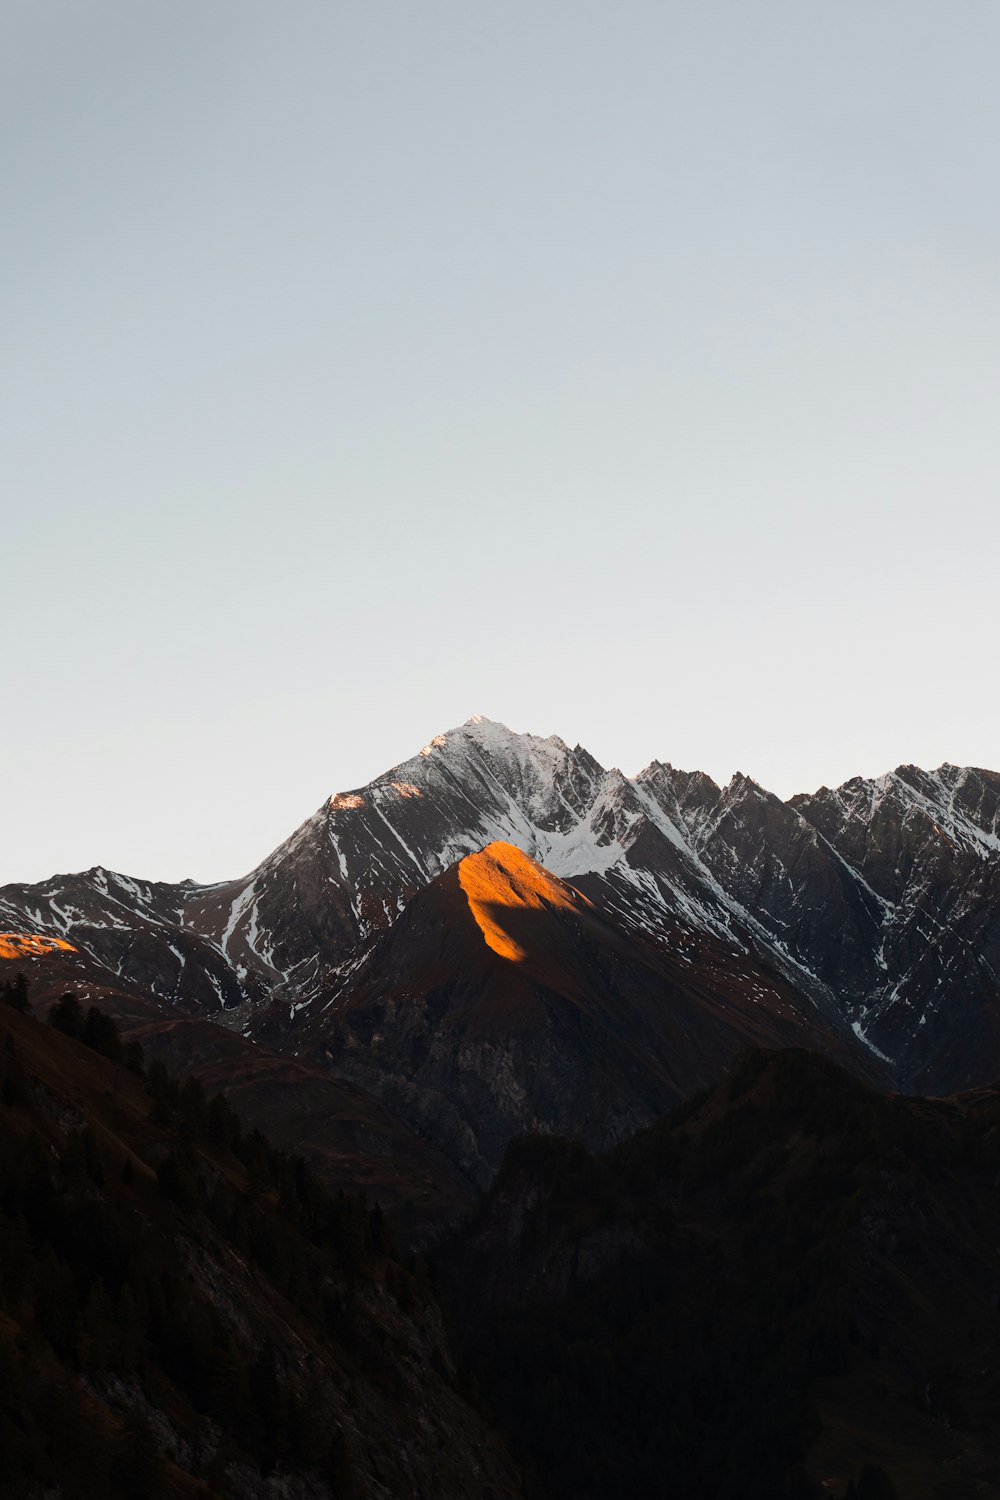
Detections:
[4, 1, 1000, 885]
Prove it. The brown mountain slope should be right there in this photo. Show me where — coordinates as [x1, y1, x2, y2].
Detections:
[441, 1047, 1000, 1499]
[1, 935, 204, 1026]
[0, 942, 471, 1233]
[0, 998, 522, 1499]
[293, 842, 884, 1191]
[131, 1017, 475, 1233]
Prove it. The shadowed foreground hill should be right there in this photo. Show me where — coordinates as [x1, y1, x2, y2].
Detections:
[440, 1049, 1000, 1500]
[0, 992, 521, 1500]
[7, 973, 1000, 1498]
[128, 1015, 477, 1238]
[0, 941, 478, 1236]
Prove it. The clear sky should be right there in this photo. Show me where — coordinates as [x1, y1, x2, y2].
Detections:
[5, 2, 1000, 885]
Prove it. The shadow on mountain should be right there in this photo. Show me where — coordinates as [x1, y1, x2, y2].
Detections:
[305, 845, 892, 1201]
[0, 990, 522, 1498]
[438, 1046, 1000, 1500]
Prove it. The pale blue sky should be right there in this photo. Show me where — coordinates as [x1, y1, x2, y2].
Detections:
[4, 2, 1000, 883]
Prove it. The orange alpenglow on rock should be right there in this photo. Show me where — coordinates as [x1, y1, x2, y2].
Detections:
[457, 841, 591, 961]
[0, 934, 77, 960]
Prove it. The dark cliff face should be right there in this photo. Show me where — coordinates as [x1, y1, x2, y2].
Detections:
[671, 774, 887, 999]
[610, 756, 1000, 1091]
[790, 765, 1000, 1088]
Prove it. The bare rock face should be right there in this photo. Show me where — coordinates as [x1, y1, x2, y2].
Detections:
[0, 869, 263, 1011]
[790, 764, 1000, 1089]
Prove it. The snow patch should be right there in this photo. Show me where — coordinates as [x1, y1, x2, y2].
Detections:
[850, 1020, 893, 1064]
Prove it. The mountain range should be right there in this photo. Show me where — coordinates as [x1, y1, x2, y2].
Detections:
[4, 715, 1000, 1212]
[7, 715, 1000, 1497]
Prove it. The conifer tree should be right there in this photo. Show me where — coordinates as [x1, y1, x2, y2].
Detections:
[48, 992, 84, 1038]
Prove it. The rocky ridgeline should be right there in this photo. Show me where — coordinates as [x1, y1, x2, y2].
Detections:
[4, 721, 1000, 1202]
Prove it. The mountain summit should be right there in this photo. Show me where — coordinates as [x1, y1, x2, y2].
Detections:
[456, 841, 596, 961]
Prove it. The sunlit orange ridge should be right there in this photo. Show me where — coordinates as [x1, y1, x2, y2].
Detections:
[457, 842, 590, 962]
[0, 933, 76, 961]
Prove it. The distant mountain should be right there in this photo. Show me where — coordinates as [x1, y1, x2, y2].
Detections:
[5, 717, 1000, 1195]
